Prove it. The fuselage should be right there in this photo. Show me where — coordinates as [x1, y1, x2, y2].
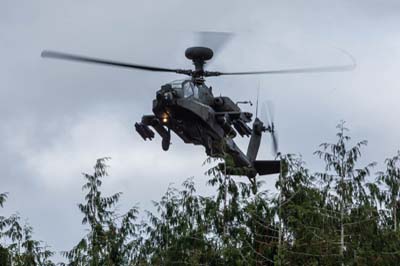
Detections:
[136, 78, 280, 178]
[152, 79, 222, 154]
[151, 79, 253, 167]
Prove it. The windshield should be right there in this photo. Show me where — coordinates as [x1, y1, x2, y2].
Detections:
[183, 82, 193, 98]
[165, 80, 200, 99]
[182, 81, 199, 99]
[168, 79, 184, 89]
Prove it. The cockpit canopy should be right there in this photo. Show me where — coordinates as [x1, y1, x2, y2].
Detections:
[167, 79, 201, 99]
[166, 80, 197, 99]
[160, 79, 213, 104]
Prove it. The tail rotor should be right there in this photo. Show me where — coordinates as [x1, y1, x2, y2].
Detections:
[261, 101, 279, 157]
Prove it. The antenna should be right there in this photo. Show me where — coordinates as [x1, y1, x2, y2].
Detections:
[255, 80, 260, 118]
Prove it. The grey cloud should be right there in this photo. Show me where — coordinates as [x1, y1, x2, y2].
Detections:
[1, 0, 400, 262]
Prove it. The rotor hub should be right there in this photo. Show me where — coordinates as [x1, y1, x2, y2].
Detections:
[185, 47, 214, 62]
[185, 47, 214, 81]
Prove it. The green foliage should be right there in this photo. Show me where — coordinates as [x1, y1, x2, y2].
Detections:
[140, 175, 278, 265]
[0, 192, 55, 266]
[377, 151, 400, 231]
[3, 122, 400, 265]
[0, 192, 7, 208]
[312, 121, 377, 265]
[62, 157, 140, 266]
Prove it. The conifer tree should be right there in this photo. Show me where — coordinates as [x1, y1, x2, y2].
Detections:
[0, 193, 55, 266]
[315, 121, 376, 265]
[377, 151, 400, 232]
[62, 157, 140, 266]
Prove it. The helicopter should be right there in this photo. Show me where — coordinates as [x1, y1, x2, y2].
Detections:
[41, 43, 355, 179]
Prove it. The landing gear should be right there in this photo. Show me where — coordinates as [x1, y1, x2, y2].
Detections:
[162, 128, 171, 151]
[136, 115, 171, 151]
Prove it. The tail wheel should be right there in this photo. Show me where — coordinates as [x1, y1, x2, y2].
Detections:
[207, 136, 213, 155]
[203, 136, 214, 156]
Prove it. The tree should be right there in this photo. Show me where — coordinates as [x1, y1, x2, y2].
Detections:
[377, 151, 400, 232]
[315, 121, 376, 265]
[0, 193, 55, 266]
[0, 193, 11, 266]
[62, 157, 140, 266]
[5, 122, 400, 265]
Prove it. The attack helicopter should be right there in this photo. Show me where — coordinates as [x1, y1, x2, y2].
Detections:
[41, 40, 355, 179]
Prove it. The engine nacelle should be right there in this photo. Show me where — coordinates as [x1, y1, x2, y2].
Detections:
[214, 97, 225, 107]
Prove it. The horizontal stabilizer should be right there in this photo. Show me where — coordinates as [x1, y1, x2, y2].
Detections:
[253, 160, 281, 175]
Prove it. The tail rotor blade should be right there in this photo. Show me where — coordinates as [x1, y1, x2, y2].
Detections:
[261, 102, 270, 127]
[261, 101, 279, 157]
[271, 128, 279, 157]
[266, 100, 275, 124]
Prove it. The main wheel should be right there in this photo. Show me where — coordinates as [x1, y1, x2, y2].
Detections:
[162, 129, 171, 151]
[162, 138, 170, 151]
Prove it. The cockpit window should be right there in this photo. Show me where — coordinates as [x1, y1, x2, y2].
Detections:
[183, 81, 194, 98]
[183, 81, 200, 99]
[166, 79, 200, 99]
[193, 84, 199, 98]
[169, 80, 184, 89]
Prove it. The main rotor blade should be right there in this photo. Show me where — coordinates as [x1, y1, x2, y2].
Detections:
[41, 50, 189, 74]
[195, 31, 234, 60]
[208, 63, 356, 76]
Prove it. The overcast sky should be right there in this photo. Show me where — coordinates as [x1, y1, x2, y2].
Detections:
[1, 0, 400, 261]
